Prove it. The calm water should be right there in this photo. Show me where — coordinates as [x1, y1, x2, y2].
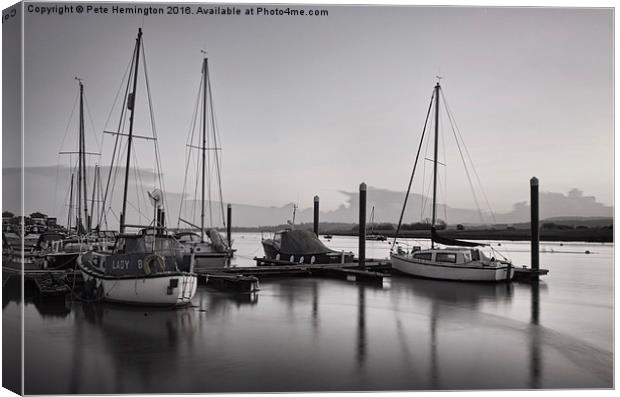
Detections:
[3, 233, 613, 393]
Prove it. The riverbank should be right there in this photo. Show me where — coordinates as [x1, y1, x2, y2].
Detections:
[323, 228, 613, 243]
[228, 223, 613, 243]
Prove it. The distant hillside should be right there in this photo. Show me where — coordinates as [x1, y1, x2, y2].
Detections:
[3, 166, 614, 228]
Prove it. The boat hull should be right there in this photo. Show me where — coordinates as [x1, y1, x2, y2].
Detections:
[44, 252, 79, 270]
[79, 264, 198, 306]
[391, 253, 514, 282]
[194, 252, 229, 270]
[261, 242, 354, 264]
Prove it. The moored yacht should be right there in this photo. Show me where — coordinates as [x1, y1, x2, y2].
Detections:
[77, 28, 198, 305]
[390, 80, 513, 282]
[391, 244, 513, 281]
[79, 230, 197, 306]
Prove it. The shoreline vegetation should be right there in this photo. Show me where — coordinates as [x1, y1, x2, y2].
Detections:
[4, 211, 612, 243]
[230, 218, 613, 243]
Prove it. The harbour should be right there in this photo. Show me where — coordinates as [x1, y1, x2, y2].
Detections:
[3, 234, 613, 393]
[2, 4, 614, 395]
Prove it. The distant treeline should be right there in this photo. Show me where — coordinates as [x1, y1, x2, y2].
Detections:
[226, 218, 612, 243]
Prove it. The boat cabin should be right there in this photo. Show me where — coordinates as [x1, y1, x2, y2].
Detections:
[113, 233, 181, 256]
[410, 248, 494, 265]
[175, 232, 203, 244]
[103, 233, 188, 276]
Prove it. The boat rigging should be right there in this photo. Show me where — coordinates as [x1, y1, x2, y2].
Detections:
[390, 81, 513, 282]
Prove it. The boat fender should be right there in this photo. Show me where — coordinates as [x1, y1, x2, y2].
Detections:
[299, 256, 304, 264]
[311, 256, 315, 264]
[276, 254, 280, 261]
[289, 255, 294, 262]
[144, 254, 165, 274]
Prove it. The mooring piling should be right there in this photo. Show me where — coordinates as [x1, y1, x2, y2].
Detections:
[530, 177, 539, 275]
[227, 203, 232, 248]
[313, 196, 320, 237]
[359, 183, 367, 269]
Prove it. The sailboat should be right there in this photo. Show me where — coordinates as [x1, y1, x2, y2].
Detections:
[390, 81, 513, 282]
[176, 53, 232, 270]
[366, 206, 387, 241]
[78, 28, 198, 305]
[44, 78, 99, 269]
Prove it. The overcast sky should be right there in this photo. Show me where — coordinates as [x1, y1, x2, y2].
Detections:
[15, 4, 613, 214]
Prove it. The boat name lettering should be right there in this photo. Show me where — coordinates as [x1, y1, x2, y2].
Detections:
[111, 259, 131, 270]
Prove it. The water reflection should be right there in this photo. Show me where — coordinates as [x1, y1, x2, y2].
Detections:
[430, 301, 439, 389]
[198, 288, 259, 314]
[530, 279, 541, 388]
[2, 275, 23, 394]
[2, 275, 21, 309]
[3, 275, 70, 317]
[312, 282, 319, 330]
[8, 238, 613, 393]
[393, 276, 515, 308]
[357, 286, 366, 368]
[74, 303, 198, 394]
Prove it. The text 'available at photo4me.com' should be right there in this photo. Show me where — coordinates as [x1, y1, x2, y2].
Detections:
[19, 3, 330, 18]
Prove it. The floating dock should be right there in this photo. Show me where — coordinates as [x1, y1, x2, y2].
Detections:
[3, 256, 547, 296]
[194, 257, 392, 291]
[513, 266, 549, 282]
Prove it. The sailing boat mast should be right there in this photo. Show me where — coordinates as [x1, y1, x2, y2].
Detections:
[369, 206, 375, 234]
[431, 82, 440, 249]
[76, 79, 90, 234]
[67, 172, 75, 231]
[89, 165, 98, 231]
[201, 57, 207, 243]
[120, 28, 143, 234]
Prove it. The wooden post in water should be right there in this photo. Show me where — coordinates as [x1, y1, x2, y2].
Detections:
[313, 196, 320, 237]
[530, 177, 539, 274]
[530, 177, 541, 385]
[359, 183, 367, 270]
[227, 203, 232, 249]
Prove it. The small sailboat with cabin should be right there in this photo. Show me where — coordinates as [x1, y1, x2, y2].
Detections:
[78, 28, 198, 306]
[176, 52, 233, 270]
[390, 80, 513, 282]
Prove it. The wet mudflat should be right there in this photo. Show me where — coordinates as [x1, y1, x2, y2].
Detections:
[3, 234, 613, 393]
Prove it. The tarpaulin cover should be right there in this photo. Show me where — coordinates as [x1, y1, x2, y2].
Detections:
[431, 227, 487, 247]
[279, 230, 335, 255]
